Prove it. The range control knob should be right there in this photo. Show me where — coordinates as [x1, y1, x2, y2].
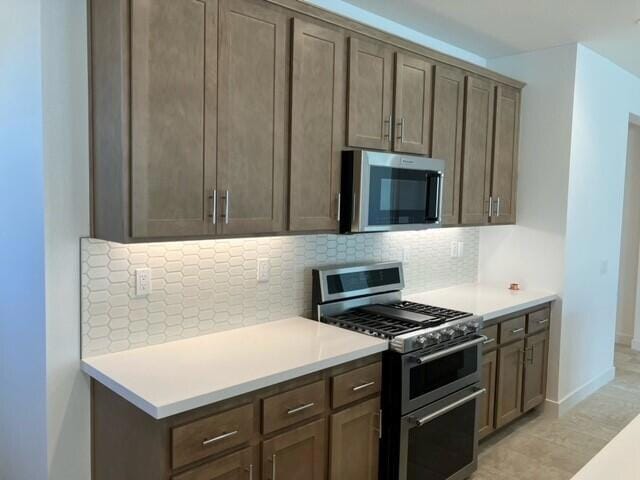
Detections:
[415, 335, 427, 346]
[443, 328, 457, 338]
[427, 332, 442, 343]
[457, 324, 471, 334]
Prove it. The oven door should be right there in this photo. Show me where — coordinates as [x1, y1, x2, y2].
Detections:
[356, 151, 444, 232]
[401, 335, 484, 414]
[399, 385, 485, 480]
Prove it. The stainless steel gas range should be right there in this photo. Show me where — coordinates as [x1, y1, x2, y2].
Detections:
[312, 262, 486, 480]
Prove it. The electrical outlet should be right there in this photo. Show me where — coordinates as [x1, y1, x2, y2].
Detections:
[257, 258, 270, 283]
[450, 241, 459, 258]
[135, 268, 152, 297]
[458, 241, 465, 257]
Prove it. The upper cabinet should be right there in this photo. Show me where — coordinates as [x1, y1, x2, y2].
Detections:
[460, 75, 495, 226]
[490, 85, 520, 225]
[289, 19, 345, 233]
[432, 65, 465, 226]
[393, 53, 433, 155]
[217, 0, 288, 235]
[89, 0, 523, 242]
[347, 38, 395, 151]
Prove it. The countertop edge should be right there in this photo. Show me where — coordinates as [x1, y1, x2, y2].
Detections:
[481, 293, 559, 322]
[82, 340, 388, 419]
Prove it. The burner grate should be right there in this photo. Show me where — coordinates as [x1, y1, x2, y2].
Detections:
[389, 301, 472, 321]
[324, 311, 423, 338]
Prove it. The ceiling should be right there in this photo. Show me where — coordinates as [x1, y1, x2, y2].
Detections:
[344, 0, 640, 77]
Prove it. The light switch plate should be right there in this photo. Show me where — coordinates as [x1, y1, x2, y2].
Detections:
[257, 258, 270, 283]
[135, 268, 152, 297]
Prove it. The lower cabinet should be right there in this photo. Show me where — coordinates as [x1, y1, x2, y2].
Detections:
[479, 304, 551, 439]
[262, 419, 326, 480]
[329, 398, 380, 480]
[92, 356, 382, 480]
[523, 331, 550, 412]
[478, 350, 497, 440]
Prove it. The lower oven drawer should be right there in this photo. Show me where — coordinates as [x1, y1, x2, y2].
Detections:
[399, 385, 484, 480]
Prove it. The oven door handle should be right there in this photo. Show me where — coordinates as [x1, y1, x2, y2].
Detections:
[412, 387, 486, 427]
[413, 336, 487, 364]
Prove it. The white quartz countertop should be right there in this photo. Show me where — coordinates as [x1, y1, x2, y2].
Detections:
[81, 317, 388, 419]
[406, 283, 558, 322]
[572, 413, 640, 479]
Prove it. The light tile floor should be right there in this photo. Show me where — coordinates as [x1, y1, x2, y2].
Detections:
[471, 344, 640, 480]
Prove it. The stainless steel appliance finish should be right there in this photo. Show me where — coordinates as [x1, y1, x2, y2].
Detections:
[339, 150, 445, 233]
[311, 262, 484, 480]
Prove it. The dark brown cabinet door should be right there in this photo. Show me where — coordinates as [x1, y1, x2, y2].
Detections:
[218, 0, 287, 235]
[490, 84, 520, 225]
[495, 339, 524, 428]
[347, 37, 394, 150]
[262, 418, 326, 480]
[130, 0, 216, 238]
[523, 331, 549, 413]
[289, 19, 345, 232]
[478, 351, 497, 440]
[329, 398, 380, 480]
[432, 65, 465, 226]
[460, 75, 494, 226]
[393, 53, 433, 155]
[172, 447, 255, 480]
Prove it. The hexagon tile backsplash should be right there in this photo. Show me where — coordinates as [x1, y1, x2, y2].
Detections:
[81, 228, 479, 357]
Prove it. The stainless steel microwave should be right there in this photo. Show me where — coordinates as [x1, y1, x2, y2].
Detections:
[339, 150, 445, 233]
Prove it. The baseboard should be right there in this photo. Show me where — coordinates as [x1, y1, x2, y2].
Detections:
[616, 332, 633, 347]
[544, 367, 616, 418]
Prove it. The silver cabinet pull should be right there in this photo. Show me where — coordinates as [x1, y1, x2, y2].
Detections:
[208, 189, 217, 225]
[352, 381, 375, 392]
[511, 327, 525, 335]
[246, 463, 253, 480]
[538, 319, 549, 325]
[414, 336, 487, 364]
[383, 115, 392, 139]
[483, 337, 496, 345]
[271, 454, 277, 480]
[337, 193, 341, 222]
[286, 402, 315, 415]
[202, 430, 238, 446]
[412, 388, 486, 426]
[435, 171, 443, 224]
[397, 118, 405, 142]
[496, 196, 502, 217]
[488, 196, 494, 217]
[223, 190, 230, 224]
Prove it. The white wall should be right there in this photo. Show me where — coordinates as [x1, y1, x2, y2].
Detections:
[559, 45, 640, 404]
[616, 123, 640, 345]
[480, 45, 578, 401]
[305, 0, 487, 66]
[41, 1, 91, 479]
[0, 0, 48, 479]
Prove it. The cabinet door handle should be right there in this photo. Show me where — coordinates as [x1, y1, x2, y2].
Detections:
[496, 196, 502, 217]
[397, 118, 405, 142]
[208, 189, 217, 225]
[352, 381, 375, 392]
[286, 402, 315, 415]
[337, 193, 341, 222]
[246, 464, 253, 480]
[202, 430, 238, 446]
[537, 319, 549, 325]
[511, 327, 525, 335]
[271, 454, 277, 480]
[223, 190, 230, 224]
[488, 196, 494, 217]
[383, 115, 392, 139]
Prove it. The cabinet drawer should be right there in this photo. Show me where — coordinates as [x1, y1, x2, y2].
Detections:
[331, 362, 382, 409]
[499, 316, 526, 344]
[172, 447, 254, 480]
[262, 380, 326, 434]
[527, 307, 550, 334]
[481, 325, 499, 351]
[172, 403, 254, 470]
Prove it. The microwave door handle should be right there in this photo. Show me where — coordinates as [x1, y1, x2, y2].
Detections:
[436, 171, 443, 223]
[413, 335, 487, 364]
[412, 387, 486, 427]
